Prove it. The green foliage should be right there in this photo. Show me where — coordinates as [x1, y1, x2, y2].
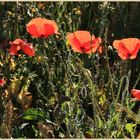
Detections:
[23, 108, 45, 121]
[125, 123, 136, 138]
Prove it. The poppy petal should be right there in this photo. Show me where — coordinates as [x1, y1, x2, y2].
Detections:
[121, 38, 140, 53]
[117, 51, 128, 60]
[44, 24, 55, 37]
[22, 43, 35, 56]
[12, 39, 24, 44]
[91, 34, 95, 40]
[67, 31, 102, 54]
[113, 40, 132, 59]
[74, 31, 91, 45]
[26, 18, 58, 38]
[9, 45, 19, 55]
[91, 38, 102, 53]
[67, 33, 83, 53]
[44, 20, 58, 34]
[130, 42, 140, 59]
[9, 39, 34, 56]
[82, 38, 102, 53]
[131, 89, 140, 100]
[27, 24, 41, 37]
[98, 46, 103, 54]
[113, 38, 140, 60]
[113, 40, 130, 55]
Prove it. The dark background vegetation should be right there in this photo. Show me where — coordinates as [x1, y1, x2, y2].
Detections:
[0, 2, 140, 138]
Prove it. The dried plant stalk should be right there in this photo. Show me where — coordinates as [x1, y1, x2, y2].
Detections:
[37, 121, 54, 138]
[1, 99, 13, 138]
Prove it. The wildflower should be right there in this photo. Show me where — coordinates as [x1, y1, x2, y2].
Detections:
[26, 17, 59, 38]
[37, 56, 43, 63]
[113, 38, 140, 60]
[9, 39, 34, 56]
[67, 30, 102, 54]
[0, 79, 5, 87]
[131, 89, 140, 100]
[73, 8, 81, 15]
[10, 58, 16, 70]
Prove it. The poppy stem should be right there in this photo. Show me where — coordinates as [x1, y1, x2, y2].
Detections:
[116, 70, 131, 129]
[104, 28, 115, 102]
[132, 73, 140, 89]
[38, 38, 46, 56]
[115, 75, 127, 107]
[123, 59, 131, 88]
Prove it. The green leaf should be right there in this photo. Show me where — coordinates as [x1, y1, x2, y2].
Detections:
[97, 116, 103, 129]
[125, 123, 136, 134]
[99, 94, 106, 106]
[23, 108, 45, 121]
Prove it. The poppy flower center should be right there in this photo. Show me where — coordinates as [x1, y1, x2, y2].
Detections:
[81, 46, 86, 53]
[127, 53, 131, 58]
[40, 34, 48, 38]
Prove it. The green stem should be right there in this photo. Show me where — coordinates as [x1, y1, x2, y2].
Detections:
[132, 73, 140, 89]
[104, 28, 114, 102]
[115, 75, 127, 108]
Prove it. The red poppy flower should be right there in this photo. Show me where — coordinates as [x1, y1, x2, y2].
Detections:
[26, 17, 59, 38]
[113, 38, 140, 60]
[67, 31, 102, 54]
[131, 89, 140, 100]
[9, 39, 34, 56]
[0, 79, 5, 87]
